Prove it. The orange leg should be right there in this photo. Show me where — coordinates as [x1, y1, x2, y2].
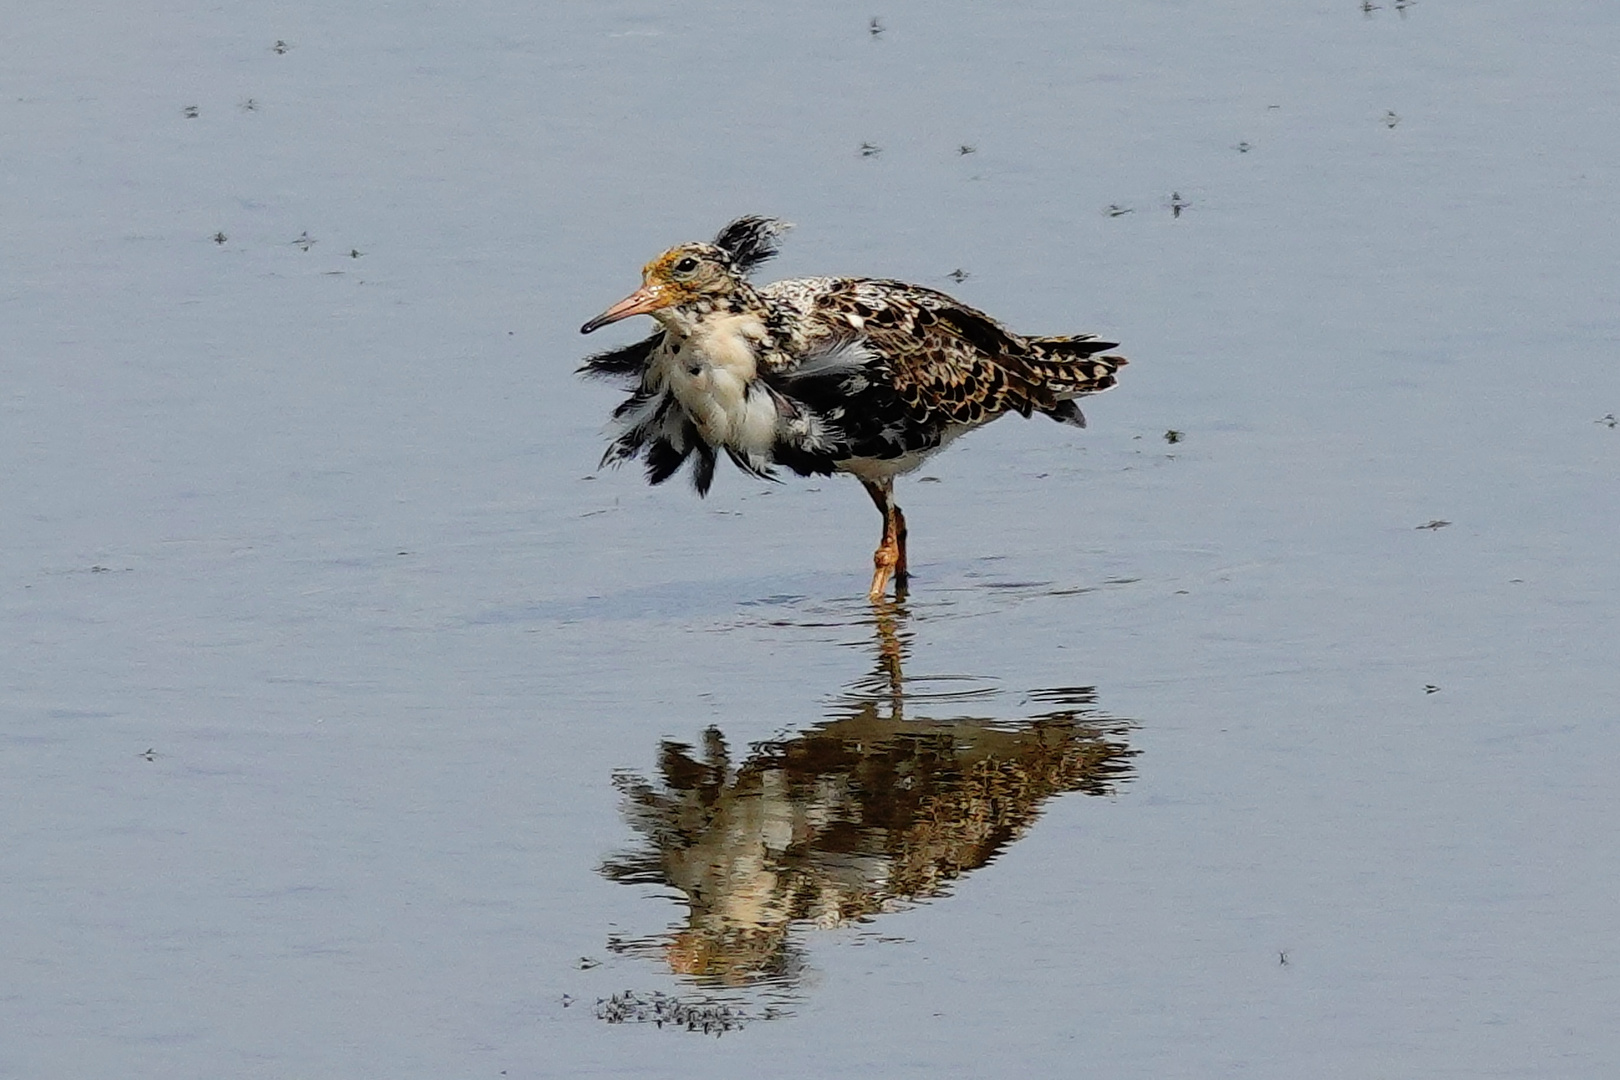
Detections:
[861, 479, 909, 602]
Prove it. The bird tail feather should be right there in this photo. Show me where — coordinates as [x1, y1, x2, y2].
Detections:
[1018, 336, 1127, 426]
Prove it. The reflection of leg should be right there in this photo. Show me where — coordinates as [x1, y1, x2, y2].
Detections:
[872, 603, 905, 698]
[861, 478, 901, 602]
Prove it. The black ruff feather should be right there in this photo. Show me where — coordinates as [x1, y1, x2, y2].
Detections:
[690, 442, 718, 496]
[644, 436, 690, 486]
[578, 332, 662, 380]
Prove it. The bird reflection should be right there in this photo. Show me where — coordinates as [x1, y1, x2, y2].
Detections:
[599, 607, 1138, 987]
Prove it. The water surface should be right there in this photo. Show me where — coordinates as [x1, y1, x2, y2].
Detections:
[3, 2, 1618, 1077]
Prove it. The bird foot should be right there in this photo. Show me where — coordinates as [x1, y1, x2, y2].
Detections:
[869, 542, 904, 602]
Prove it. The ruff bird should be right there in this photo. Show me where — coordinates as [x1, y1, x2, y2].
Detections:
[578, 216, 1127, 601]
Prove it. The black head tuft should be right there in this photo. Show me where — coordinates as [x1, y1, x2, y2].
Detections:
[712, 216, 792, 276]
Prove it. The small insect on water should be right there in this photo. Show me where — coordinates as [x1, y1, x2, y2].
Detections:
[577, 216, 1129, 601]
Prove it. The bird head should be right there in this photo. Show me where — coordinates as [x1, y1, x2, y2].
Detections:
[580, 217, 791, 335]
[580, 243, 739, 334]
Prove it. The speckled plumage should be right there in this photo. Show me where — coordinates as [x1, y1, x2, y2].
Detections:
[579, 216, 1128, 600]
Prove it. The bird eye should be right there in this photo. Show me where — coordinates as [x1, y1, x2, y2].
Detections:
[672, 256, 699, 275]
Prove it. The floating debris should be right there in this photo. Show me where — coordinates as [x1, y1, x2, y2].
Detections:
[1416, 519, 1451, 530]
[594, 990, 764, 1035]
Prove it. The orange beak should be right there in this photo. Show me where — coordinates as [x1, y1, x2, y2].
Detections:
[580, 283, 668, 334]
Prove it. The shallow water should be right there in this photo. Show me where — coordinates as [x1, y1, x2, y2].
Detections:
[4, 2, 1619, 1077]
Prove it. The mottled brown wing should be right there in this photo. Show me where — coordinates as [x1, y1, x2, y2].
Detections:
[809, 280, 1123, 426]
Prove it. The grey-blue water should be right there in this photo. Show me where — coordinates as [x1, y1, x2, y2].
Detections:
[4, 2, 1617, 1076]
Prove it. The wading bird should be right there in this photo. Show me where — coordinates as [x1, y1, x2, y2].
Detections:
[579, 217, 1126, 601]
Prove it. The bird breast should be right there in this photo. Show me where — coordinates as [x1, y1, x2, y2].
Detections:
[658, 312, 778, 453]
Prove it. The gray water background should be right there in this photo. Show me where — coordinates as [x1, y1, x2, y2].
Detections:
[3, 2, 1618, 1076]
